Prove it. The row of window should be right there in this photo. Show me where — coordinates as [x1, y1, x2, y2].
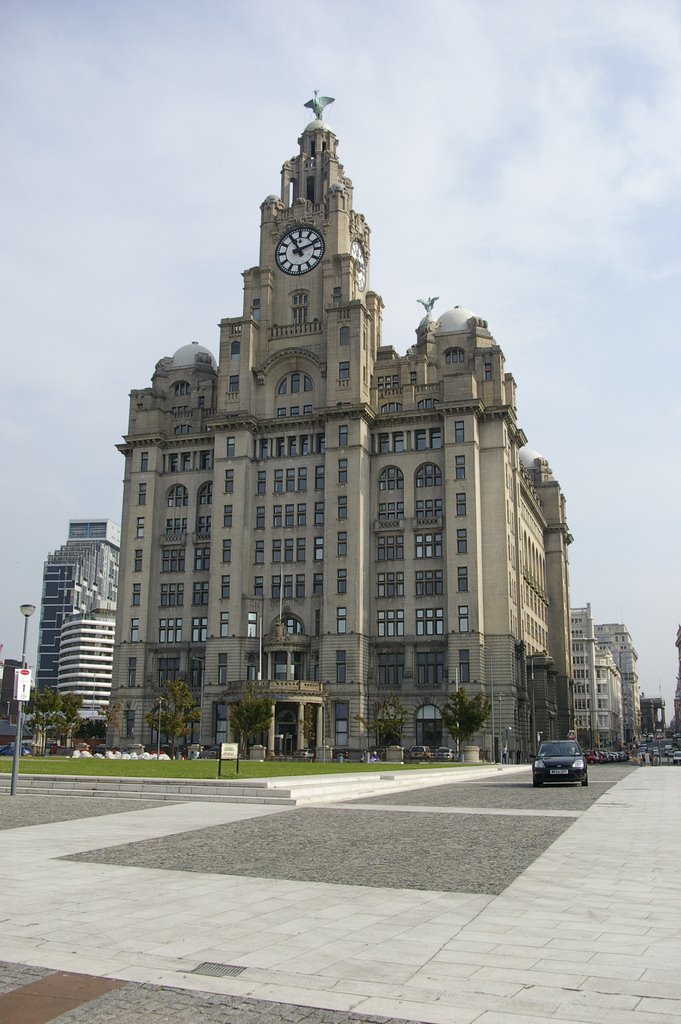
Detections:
[128, 604, 471, 644]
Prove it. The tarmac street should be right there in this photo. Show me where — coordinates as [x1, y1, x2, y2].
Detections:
[0, 763, 679, 1024]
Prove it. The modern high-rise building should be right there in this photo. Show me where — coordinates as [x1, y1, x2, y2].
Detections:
[56, 605, 116, 716]
[110, 98, 574, 758]
[594, 621, 640, 744]
[37, 519, 120, 691]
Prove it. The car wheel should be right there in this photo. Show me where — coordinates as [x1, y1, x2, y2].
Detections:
[533, 777, 542, 787]
[581, 777, 589, 787]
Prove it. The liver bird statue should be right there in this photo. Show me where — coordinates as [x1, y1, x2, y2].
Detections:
[304, 90, 335, 120]
[417, 297, 439, 316]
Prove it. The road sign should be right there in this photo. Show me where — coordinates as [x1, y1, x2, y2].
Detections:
[14, 668, 32, 701]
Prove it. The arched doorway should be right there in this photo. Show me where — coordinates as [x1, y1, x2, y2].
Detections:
[275, 707, 297, 755]
[415, 704, 442, 747]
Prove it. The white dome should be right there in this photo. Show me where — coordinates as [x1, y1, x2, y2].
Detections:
[171, 341, 217, 370]
[433, 306, 476, 334]
[520, 446, 544, 469]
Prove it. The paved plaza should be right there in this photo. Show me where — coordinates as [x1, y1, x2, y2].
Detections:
[0, 762, 679, 1023]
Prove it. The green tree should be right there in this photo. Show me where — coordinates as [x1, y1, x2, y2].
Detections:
[56, 692, 84, 746]
[144, 679, 200, 756]
[356, 695, 407, 747]
[441, 687, 492, 751]
[230, 689, 273, 757]
[26, 687, 62, 754]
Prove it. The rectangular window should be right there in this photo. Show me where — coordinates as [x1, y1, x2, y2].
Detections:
[338, 425, 348, 446]
[336, 650, 346, 684]
[313, 572, 323, 594]
[430, 428, 442, 449]
[377, 534, 404, 560]
[199, 450, 212, 470]
[256, 471, 266, 495]
[415, 532, 443, 558]
[415, 498, 442, 517]
[221, 574, 231, 599]
[162, 547, 185, 573]
[314, 465, 325, 490]
[140, 451, 149, 472]
[134, 549, 143, 572]
[337, 495, 347, 519]
[314, 536, 324, 561]
[455, 455, 465, 479]
[192, 617, 208, 642]
[283, 574, 293, 599]
[136, 516, 145, 538]
[254, 575, 264, 597]
[379, 501, 404, 518]
[284, 538, 294, 562]
[286, 468, 296, 491]
[229, 374, 239, 393]
[415, 570, 443, 596]
[414, 429, 427, 451]
[255, 506, 265, 529]
[457, 528, 468, 553]
[272, 539, 282, 562]
[337, 458, 348, 484]
[224, 469, 234, 493]
[337, 568, 347, 594]
[297, 503, 307, 526]
[296, 537, 306, 561]
[378, 652, 404, 688]
[377, 608, 404, 637]
[158, 617, 182, 643]
[274, 469, 284, 492]
[457, 566, 468, 591]
[456, 493, 467, 517]
[416, 607, 444, 635]
[335, 702, 349, 746]
[337, 531, 347, 557]
[218, 653, 228, 686]
[454, 420, 465, 443]
[192, 581, 209, 605]
[314, 501, 324, 524]
[273, 505, 282, 527]
[247, 612, 257, 638]
[377, 571, 404, 597]
[271, 574, 281, 600]
[158, 656, 180, 684]
[226, 436, 236, 458]
[459, 649, 470, 684]
[338, 361, 350, 380]
[160, 582, 183, 606]
[255, 540, 265, 563]
[220, 611, 229, 638]
[223, 504, 233, 528]
[416, 651, 445, 686]
[285, 504, 294, 526]
[337, 607, 347, 634]
[132, 583, 141, 606]
[137, 483, 146, 505]
[297, 466, 307, 491]
[295, 574, 305, 598]
[484, 361, 492, 380]
[195, 546, 211, 570]
[458, 605, 469, 632]
[127, 657, 137, 687]
[181, 453, 192, 471]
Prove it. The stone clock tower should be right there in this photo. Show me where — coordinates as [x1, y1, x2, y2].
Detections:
[112, 94, 573, 759]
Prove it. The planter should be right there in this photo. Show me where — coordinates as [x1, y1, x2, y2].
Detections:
[461, 743, 480, 763]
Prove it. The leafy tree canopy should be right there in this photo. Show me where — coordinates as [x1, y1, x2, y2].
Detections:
[441, 687, 491, 745]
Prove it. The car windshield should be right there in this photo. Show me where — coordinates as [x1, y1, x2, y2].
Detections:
[539, 742, 580, 757]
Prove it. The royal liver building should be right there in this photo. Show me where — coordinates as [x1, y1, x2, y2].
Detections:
[110, 97, 574, 758]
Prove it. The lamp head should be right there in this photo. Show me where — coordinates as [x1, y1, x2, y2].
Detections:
[20, 604, 36, 618]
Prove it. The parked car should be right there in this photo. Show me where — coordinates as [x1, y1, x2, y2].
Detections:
[672, 750, 681, 765]
[406, 745, 432, 761]
[532, 740, 588, 787]
[0, 743, 32, 756]
[433, 746, 453, 761]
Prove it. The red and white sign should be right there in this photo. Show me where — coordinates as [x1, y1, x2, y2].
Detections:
[14, 668, 32, 701]
[566, 730, 577, 740]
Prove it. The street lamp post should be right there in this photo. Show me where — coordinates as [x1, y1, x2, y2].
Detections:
[10, 603, 36, 797]
[156, 697, 163, 757]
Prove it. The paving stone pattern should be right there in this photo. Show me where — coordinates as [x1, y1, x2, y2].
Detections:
[0, 965, 423, 1024]
[0, 794, 178, 830]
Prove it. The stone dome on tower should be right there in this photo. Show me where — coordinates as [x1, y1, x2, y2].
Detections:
[170, 341, 217, 370]
[433, 306, 477, 334]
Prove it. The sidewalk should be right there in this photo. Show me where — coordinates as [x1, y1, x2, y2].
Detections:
[0, 765, 679, 1023]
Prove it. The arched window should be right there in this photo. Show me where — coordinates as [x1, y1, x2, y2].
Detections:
[277, 372, 314, 395]
[174, 381, 191, 395]
[284, 616, 304, 634]
[415, 463, 442, 488]
[416, 399, 437, 409]
[380, 402, 403, 413]
[291, 292, 309, 325]
[197, 482, 213, 506]
[445, 348, 465, 364]
[378, 466, 404, 491]
[415, 704, 443, 747]
[230, 340, 240, 357]
[167, 485, 188, 507]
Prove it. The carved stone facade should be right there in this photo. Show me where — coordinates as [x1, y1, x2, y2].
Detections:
[110, 103, 574, 758]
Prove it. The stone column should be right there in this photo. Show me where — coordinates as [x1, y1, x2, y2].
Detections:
[297, 701, 305, 750]
[316, 703, 324, 747]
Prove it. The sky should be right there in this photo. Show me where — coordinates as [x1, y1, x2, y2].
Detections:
[2, 0, 680, 720]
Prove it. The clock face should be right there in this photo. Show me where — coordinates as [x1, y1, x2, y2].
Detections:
[351, 239, 367, 291]
[276, 227, 325, 275]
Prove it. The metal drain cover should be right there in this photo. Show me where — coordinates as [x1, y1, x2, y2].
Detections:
[187, 962, 246, 978]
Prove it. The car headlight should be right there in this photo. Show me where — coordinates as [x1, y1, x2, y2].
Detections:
[534, 759, 545, 768]
[573, 758, 585, 768]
